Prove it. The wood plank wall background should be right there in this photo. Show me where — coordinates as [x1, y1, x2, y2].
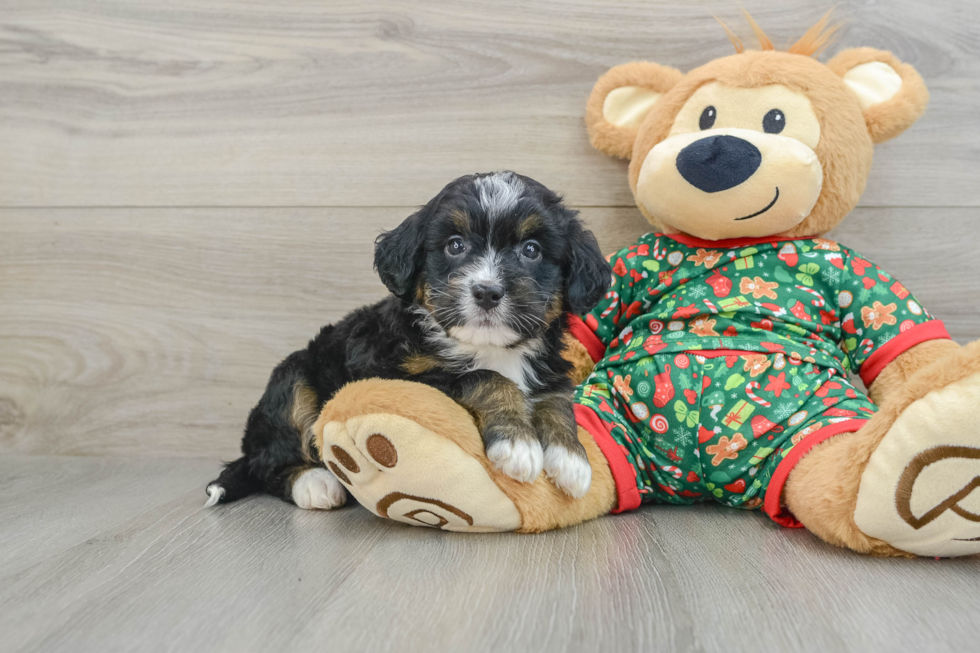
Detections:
[2, 0, 978, 460]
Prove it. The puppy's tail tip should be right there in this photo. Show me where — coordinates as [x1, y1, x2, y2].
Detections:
[204, 484, 225, 508]
[204, 456, 259, 507]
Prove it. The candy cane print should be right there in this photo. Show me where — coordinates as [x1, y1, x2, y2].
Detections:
[703, 298, 719, 313]
[860, 338, 875, 355]
[795, 285, 826, 307]
[744, 381, 772, 407]
[599, 290, 619, 318]
[660, 464, 683, 479]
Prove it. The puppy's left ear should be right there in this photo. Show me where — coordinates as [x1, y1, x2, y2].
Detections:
[827, 47, 929, 144]
[374, 207, 429, 302]
[563, 215, 612, 315]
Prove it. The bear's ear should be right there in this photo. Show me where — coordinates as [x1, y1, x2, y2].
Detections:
[586, 62, 683, 159]
[827, 47, 929, 144]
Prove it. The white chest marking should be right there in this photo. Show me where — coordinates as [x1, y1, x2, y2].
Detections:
[467, 344, 535, 393]
[414, 308, 541, 393]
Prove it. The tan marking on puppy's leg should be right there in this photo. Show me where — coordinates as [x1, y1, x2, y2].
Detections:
[534, 393, 592, 498]
[532, 393, 577, 450]
[401, 353, 440, 376]
[458, 374, 542, 483]
[289, 381, 321, 463]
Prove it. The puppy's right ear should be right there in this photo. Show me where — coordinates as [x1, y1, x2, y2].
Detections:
[586, 62, 683, 160]
[374, 208, 429, 301]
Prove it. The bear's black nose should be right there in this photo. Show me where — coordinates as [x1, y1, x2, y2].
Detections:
[675, 135, 761, 193]
[472, 283, 504, 311]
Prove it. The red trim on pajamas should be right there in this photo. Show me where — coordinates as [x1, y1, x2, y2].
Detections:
[764, 419, 870, 528]
[567, 313, 606, 363]
[663, 233, 813, 249]
[859, 320, 951, 387]
[574, 404, 641, 513]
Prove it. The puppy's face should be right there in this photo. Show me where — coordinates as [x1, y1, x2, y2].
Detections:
[375, 172, 611, 348]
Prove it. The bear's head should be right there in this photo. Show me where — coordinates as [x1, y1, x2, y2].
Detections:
[586, 12, 928, 241]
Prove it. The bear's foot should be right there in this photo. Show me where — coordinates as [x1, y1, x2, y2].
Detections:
[855, 370, 980, 557]
[312, 379, 618, 533]
[316, 392, 522, 533]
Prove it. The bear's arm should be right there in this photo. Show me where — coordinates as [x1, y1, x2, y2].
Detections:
[837, 248, 951, 389]
[867, 338, 962, 406]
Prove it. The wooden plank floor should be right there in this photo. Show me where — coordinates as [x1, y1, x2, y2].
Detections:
[2, 455, 979, 653]
[1, 0, 979, 651]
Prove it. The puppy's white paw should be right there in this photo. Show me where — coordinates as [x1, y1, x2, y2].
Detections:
[203, 484, 225, 508]
[486, 438, 544, 483]
[291, 468, 347, 510]
[544, 445, 592, 498]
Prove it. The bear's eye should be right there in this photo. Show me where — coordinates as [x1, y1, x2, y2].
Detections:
[763, 109, 785, 134]
[699, 106, 717, 130]
[446, 236, 466, 256]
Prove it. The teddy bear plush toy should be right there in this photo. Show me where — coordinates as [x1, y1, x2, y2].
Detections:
[312, 14, 980, 557]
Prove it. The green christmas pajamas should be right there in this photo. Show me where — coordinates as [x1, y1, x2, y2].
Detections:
[569, 232, 950, 526]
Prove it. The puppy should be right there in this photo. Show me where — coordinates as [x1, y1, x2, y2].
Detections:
[205, 171, 611, 510]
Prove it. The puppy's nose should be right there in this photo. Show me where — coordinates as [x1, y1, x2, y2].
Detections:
[472, 283, 504, 310]
[676, 135, 761, 193]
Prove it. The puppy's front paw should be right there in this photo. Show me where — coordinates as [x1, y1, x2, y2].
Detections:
[486, 436, 544, 483]
[544, 444, 592, 498]
[291, 467, 347, 510]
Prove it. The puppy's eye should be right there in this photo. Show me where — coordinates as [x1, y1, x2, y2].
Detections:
[699, 106, 716, 130]
[763, 109, 785, 134]
[446, 236, 466, 256]
[521, 240, 541, 260]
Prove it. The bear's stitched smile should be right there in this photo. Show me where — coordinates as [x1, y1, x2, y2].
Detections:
[734, 187, 780, 221]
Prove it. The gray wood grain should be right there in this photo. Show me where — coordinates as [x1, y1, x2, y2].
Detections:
[0, 455, 977, 653]
[0, 455, 218, 577]
[2, 1, 980, 650]
[1, 207, 977, 458]
[1, 0, 978, 208]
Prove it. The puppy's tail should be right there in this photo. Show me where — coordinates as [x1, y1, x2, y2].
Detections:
[204, 456, 260, 508]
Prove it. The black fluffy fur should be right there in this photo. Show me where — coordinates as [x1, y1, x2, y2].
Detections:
[207, 172, 611, 506]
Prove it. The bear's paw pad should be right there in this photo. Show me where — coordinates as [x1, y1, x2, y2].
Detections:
[855, 372, 980, 557]
[320, 413, 522, 533]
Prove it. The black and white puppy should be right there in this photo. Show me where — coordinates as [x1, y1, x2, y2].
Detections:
[205, 171, 611, 510]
